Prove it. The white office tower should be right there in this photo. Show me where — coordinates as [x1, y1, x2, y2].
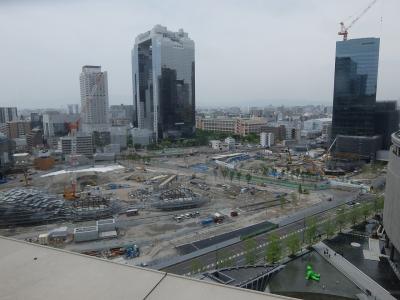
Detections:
[132, 25, 195, 142]
[80, 66, 109, 133]
[260, 132, 274, 147]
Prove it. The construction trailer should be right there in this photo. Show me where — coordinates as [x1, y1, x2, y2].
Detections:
[96, 218, 116, 232]
[74, 226, 99, 242]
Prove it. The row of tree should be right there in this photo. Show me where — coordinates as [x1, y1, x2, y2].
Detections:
[190, 196, 384, 274]
[217, 167, 252, 185]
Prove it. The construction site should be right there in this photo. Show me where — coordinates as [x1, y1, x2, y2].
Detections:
[0, 138, 386, 266]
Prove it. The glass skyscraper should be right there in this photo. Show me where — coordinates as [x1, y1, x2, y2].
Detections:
[331, 38, 380, 138]
[132, 25, 195, 142]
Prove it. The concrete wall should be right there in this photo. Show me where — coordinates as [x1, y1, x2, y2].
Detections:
[384, 136, 400, 253]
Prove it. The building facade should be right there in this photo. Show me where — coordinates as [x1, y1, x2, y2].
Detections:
[384, 131, 400, 265]
[80, 66, 109, 133]
[42, 111, 80, 138]
[331, 38, 385, 158]
[0, 135, 14, 176]
[196, 117, 236, 134]
[374, 101, 399, 150]
[0, 107, 18, 124]
[110, 104, 135, 126]
[260, 132, 274, 147]
[60, 134, 93, 158]
[4, 121, 31, 139]
[195, 117, 269, 137]
[132, 25, 195, 141]
[331, 38, 380, 138]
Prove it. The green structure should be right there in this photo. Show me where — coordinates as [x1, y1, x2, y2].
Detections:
[305, 265, 320, 281]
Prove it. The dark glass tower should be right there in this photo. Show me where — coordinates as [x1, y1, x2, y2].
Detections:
[331, 38, 380, 139]
[132, 25, 195, 142]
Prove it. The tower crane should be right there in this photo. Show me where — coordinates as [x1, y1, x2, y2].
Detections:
[338, 0, 378, 41]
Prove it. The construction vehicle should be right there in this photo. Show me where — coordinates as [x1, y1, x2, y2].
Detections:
[338, 0, 378, 41]
[124, 244, 140, 259]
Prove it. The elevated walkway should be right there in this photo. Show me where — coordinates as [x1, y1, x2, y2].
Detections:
[314, 242, 396, 300]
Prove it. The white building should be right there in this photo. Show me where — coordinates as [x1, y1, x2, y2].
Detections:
[210, 140, 222, 150]
[80, 66, 109, 133]
[260, 132, 274, 147]
[60, 134, 93, 158]
[224, 137, 235, 150]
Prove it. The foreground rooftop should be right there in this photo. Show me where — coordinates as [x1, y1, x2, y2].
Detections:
[0, 236, 294, 300]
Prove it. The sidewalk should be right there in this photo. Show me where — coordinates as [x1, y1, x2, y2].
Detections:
[314, 242, 396, 300]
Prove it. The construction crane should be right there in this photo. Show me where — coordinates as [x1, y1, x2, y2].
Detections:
[338, 0, 378, 41]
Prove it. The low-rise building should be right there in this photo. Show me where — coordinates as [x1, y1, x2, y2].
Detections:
[131, 128, 153, 146]
[196, 117, 237, 134]
[196, 117, 268, 137]
[60, 134, 93, 158]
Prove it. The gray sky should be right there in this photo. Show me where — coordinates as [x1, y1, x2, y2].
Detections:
[1, 0, 399, 108]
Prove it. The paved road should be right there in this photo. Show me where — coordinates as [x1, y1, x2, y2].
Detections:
[314, 242, 396, 300]
[160, 193, 374, 275]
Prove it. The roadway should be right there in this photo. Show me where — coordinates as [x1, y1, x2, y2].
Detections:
[161, 192, 374, 275]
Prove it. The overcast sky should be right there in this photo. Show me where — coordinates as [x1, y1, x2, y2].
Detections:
[1, 0, 399, 109]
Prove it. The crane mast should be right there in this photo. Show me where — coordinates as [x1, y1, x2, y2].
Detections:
[338, 0, 378, 41]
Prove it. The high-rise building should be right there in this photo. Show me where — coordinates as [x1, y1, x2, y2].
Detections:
[331, 38, 384, 158]
[80, 66, 109, 133]
[331, 38, 380, 138]
[132, 25, 195, 141]
[0, 107, 18, 124]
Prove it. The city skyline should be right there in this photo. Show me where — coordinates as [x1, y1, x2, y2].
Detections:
[1, 0, 400, 108]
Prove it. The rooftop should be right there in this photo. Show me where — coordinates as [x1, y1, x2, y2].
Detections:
[0, 236, 294, 300]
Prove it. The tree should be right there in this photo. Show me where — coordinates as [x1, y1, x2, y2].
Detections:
[245, 173, 252, 185]
[323, 219, 335, 239]
[298, 184, 302, 194]
[261, 165, 269, 176]
[290, 192, 298, 206]
[229, 170, 235, 182]
[127, 134, 133, 148]
[361, 203, 371, 221]
[372, 196, 384, 214]
[305, 217, 317, 245]
[244, 238, 257, 265]
[349, 206, 362, 225]
[191, 259, 203, 274]
[236, 171, 242, 183]
[279, 196, 286, 209]
[213, 167, 218, 180]
[218, 250, 234, 268]
[376, 196, 384, 213]
[220, 167, 228, 181]
[298, 184, 302, 203]
[286, 233, 301, 257]
[266, 233, 282, 263]
[336, 206, 347, 232]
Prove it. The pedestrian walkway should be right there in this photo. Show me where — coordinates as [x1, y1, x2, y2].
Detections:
[314, 242, 396, 300]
